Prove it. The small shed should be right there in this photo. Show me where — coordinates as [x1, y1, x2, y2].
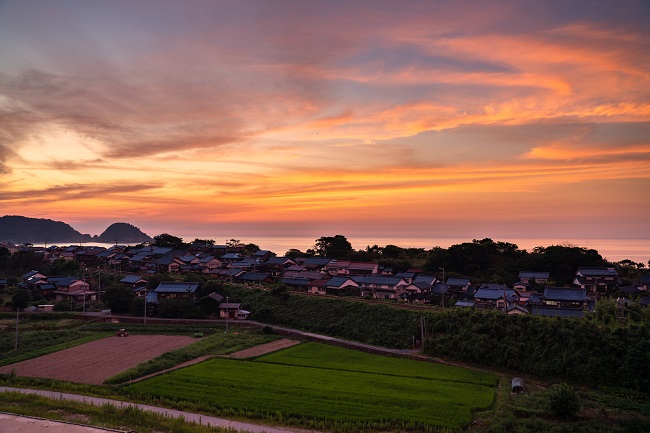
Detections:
[511, 377, 525, 393]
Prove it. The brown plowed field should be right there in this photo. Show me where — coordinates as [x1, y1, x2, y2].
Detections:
[0, 335, 195, 385]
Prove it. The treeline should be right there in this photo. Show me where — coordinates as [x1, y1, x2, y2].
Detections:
[225, 286, 649, 393]
[297, 236, 647, 286]
[422, 309, 650, 393]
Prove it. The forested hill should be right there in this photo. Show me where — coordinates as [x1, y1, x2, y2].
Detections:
[96, 222, 152, 243]
[0, 215, 93, 244]
[0, 216, 151, 244]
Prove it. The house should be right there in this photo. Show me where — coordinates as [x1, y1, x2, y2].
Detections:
[402, 281, 432, 300]
[473, 285, 519, 309]
[237, 272, 273, 285]
[195, 292, 225, 316]
[542, 287, 592, 310]
[414, 275, 438, 285]
[75, 247, 107, 266]
[506, 304, 529, 315]
[262, 257, 297, 276]
[325, 259, 351, 275]
[302, 257, 333, 271]
[515, 271, 550, 291]
[220, 253, 243, 263]
[197, 255, 222, 273]
[120, 276, 148, 296]
[574, 267, 619, 293]
[214, 268, 245, 281]
[455, 300, 475, 308]
[219, 302, 249, 320]
[153, 281, 200, 300]
[446, 277, 472, 295]
[355, 275, 408, 299]
[156, 256, 185, 273]
[639, 274, 650, 291]
[21, 270, 47, 283]
[518, 271, 550, 284]
[308, 279, 329, 295]
[325, 276, 359, 296]
[347, 262, 379, 276]
[254, 250, 275, 261]
[49, 276, 95, 303]
[395, 272, 417, 284]
[282, 277, 312, 291]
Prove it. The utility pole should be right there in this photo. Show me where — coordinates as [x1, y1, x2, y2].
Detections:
[225, 296, 229, 334]
[14, 308, 19, 351]
[143, 287, 148, 324]
[439, 268, 445, 309]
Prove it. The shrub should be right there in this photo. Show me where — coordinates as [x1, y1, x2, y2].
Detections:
[546, 383, 580, 418]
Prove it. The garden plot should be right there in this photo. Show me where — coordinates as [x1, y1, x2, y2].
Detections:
[0, 335, 195, 384]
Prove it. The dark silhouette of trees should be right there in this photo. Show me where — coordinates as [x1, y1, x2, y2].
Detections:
[311, 235, 353, 258]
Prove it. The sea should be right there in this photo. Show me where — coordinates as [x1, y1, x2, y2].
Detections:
[55, 236, 650, 265]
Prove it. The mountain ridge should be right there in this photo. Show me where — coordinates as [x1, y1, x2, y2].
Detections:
[0, 215, 152, 244]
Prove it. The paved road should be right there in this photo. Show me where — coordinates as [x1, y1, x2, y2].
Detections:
[0, 387, 313, 433]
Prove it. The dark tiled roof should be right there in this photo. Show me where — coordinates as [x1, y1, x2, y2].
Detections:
[543, 287, 587, 301]
[577, 267, 619, 277]
[327, 276, 358, 288]
[519, 271, 549, 279]
[447, 278, 470, 286]
[238, 272, 270, 281]
[120, 275, 146, 284]
[281, 277, 311, 286]
[155, 282, 199, 293]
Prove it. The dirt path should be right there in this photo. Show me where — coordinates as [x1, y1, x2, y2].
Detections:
[0, 387, 315, 433]
[229, 338, 300, 358]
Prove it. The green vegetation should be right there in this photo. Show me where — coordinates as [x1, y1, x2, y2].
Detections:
[423, 309, 650, 393]
[126, 342, 496, 431]
[105, 330, 280, 384]
[545, 383, 581, 418]
[259, 342, 496, 387]
[0, 315, 109, 366]
[0, 391, 228, 433]
[221, 285, 650, 394]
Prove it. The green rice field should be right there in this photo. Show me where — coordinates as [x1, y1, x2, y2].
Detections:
[126, 342, 496, 430]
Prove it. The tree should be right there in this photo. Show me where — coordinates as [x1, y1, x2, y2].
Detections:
[545, 383, 580, 418]
[285, 248, 309, 259]
[152, 233, 185, 249]
[47, 259, 81, 276]
[191, 238, 215, 245]
[11, 289, 32, 310]
[312, 235, 353, 258]
[242, 243, 261, 255]
[101, 284, 135, 314]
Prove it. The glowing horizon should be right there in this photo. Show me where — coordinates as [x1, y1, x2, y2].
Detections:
[1, 0, 649, 240]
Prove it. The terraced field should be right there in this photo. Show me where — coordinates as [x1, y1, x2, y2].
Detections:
[126, 342, 496, 430]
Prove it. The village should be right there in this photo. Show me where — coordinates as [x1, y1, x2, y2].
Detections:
[3, 241, 649, 320]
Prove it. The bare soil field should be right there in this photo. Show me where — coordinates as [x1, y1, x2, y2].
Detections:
[229, 338, 299, 358]
[0, 335, 195, 385]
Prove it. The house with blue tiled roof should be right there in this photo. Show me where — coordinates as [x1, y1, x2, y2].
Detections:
[574, 267, 619, 293]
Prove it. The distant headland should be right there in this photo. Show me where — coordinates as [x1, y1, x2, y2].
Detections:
[0, 215, 152, 244]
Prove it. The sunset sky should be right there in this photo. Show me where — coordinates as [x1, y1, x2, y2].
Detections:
[1, 0, 649, 242]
